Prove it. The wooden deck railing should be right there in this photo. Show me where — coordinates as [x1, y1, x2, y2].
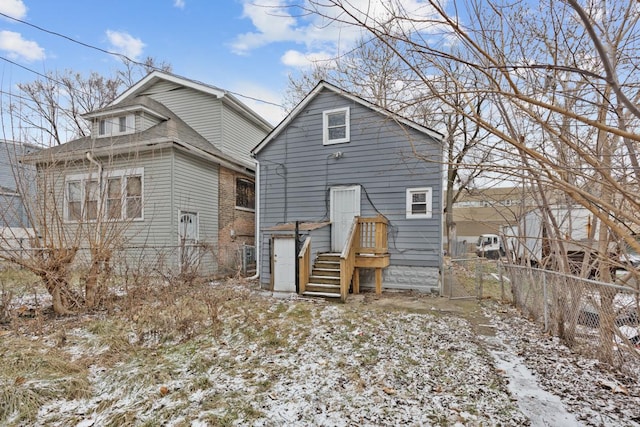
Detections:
[339, 217, 360, 302]
[298, 236, 311, 294]
[297, 216, 389, 301]
[358, 215, 388, 254]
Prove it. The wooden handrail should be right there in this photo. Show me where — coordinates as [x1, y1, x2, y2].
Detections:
[298, 236, 311, 294]
[339, 217, 360, 302]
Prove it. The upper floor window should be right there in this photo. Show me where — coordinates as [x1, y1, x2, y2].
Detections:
[236, 178, 255, 211]
[96, 115, 134, 138]
[406, 187, 433, 219]
[119, 116, 127, 133]
[65, 168, 143, 222]
[323, 107, 350, 145]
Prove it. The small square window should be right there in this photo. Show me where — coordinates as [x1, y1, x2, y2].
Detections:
[406, 187, 432, 219]
[323, 107, 350, 145]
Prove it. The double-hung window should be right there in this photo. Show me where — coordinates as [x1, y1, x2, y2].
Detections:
[406, 187, 433, 219]
[65, 168, 143, 222]
[96, 114, 134, 137]
[323, 107, 350, 145]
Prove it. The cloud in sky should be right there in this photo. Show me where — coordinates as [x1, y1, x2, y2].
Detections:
[0, 30, 44, 61]
[0, 0, 27, 19]
[281, 49, 333, 68]
[173, 0, 185, 9]
[231, 80, 286, 125]
[233, 0, 445, 68]
[106, 30, 145, 60]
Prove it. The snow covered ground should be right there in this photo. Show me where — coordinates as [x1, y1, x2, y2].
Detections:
[2, 282, 639, 426]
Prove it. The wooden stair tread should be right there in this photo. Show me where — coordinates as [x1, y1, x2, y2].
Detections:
[302, 291, 341, 298]
[306, 282, 340, 288]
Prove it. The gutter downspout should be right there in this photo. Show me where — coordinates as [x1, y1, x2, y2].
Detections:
[86, 151, 103, 243]
[247, 158, 260, 281]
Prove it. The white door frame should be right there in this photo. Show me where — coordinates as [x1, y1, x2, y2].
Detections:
[272, 236, 296, 292]
[178, 210, 199, 272]
[330, 185, 361, 252]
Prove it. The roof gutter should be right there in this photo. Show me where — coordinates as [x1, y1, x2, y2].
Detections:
[23, 139, 255, 176]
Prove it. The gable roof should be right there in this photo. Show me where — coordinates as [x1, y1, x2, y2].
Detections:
[252, 80, 443, 155]
[112, 71, 272, 133]
[23, 96, 253, 174]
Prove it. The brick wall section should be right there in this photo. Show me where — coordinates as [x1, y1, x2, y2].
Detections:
[218, 167, 255, 275]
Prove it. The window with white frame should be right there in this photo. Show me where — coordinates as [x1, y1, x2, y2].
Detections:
[323, 107, 350, 145]
[236, 178, 255, 210]
[406, 187, 433, 219]
[96, 114, 134, 137]
[98, 119, 107, 136]
[65, 168, 143, 222]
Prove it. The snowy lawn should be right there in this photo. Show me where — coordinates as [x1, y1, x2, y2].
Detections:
[0, 277, 638, 426]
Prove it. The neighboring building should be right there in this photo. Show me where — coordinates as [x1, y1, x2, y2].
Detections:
[252, 81, 444, 297]
[0, 140, 40, 228]
[449, 186, 565, 251]
[24, 71, 272, 276]
[451, 187, 532, 242]
[0, 140, 40, 258]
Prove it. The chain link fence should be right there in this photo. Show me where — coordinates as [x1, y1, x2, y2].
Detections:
[442, 257, 512, 301]
[443, 257, 640, 369]
[503, 263, 640, 369]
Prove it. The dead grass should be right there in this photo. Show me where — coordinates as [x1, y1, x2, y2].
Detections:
[0, 269, 528, 426]
[0, 335, 91, 424]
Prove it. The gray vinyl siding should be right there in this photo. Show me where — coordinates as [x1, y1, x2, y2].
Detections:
[257, 89, 443, 285]
[173, 149, 219, 274]
[41, 146, 221, 274]
[142, 83, 267, 168]
[139, 111, 162, 132]
[0, 141, 38, 227]
[221, 105, 268, 166]
[144, 86, 223, 150]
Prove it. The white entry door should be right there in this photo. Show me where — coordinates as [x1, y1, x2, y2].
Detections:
[330, 186, 361, 252]
[179, 211, 199, 272]
[273, 237, 296, 292]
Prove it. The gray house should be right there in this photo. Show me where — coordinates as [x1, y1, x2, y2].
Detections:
[252, 81, 444, 299]
[0, 140, 40, 227]
[25, 71, 272, 276]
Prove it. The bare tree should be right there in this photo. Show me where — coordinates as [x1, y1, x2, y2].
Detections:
[299, 0, 640, 362]
[0, 59, 172, 314]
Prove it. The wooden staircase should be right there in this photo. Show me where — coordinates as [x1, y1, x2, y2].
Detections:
[302, 253, 342, 299]
[297, 216, 390, 302]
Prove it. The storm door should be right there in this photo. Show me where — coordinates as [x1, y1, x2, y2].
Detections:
[330, 186, 361, 252]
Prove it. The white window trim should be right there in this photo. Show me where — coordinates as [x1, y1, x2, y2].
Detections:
[235, 178, 255, 212]
[96, 114, 135, 138]
[64, 167, 144, 223]
[406, 187, 433, 219]
[323, 107, 350, 145]
[178, 210, 199, 244]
